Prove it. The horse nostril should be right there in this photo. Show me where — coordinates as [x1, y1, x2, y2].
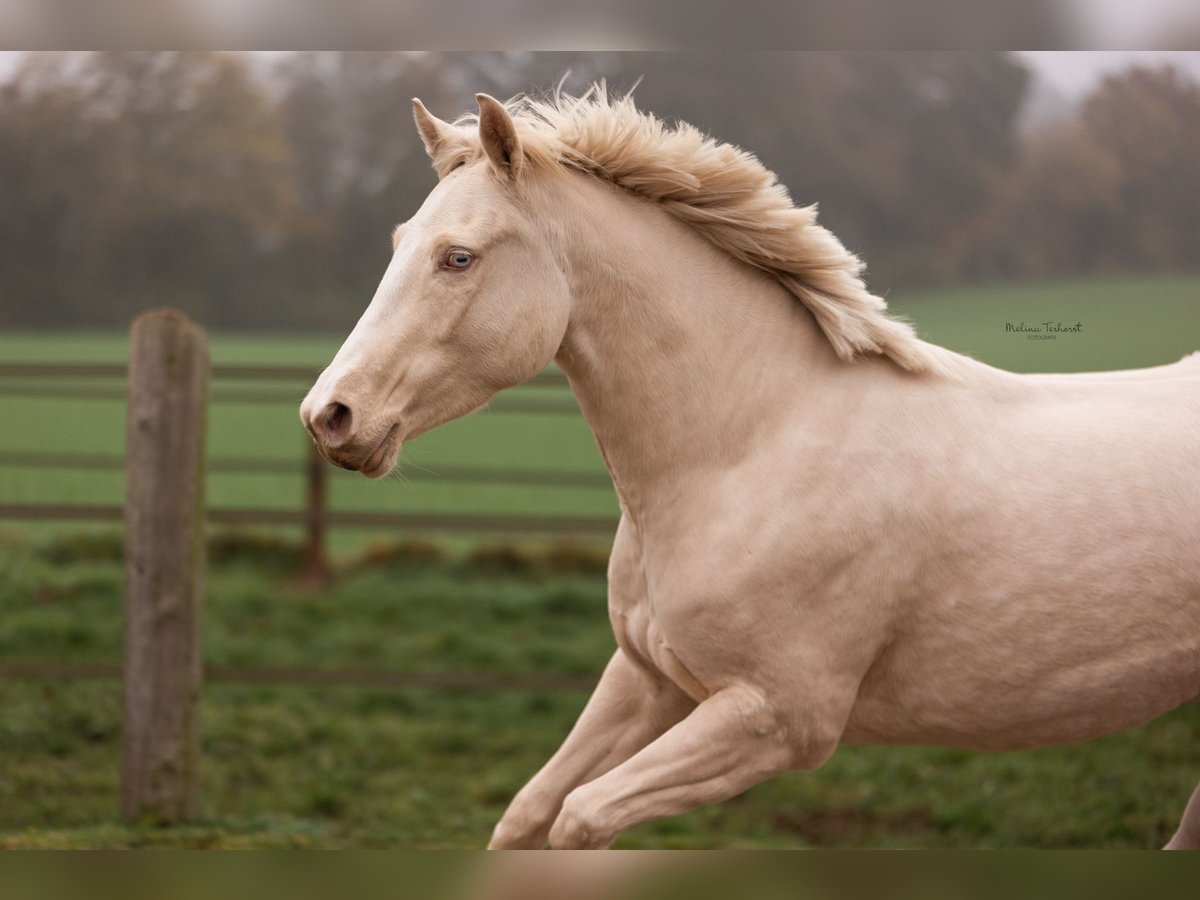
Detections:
[318, 401, 353, 444]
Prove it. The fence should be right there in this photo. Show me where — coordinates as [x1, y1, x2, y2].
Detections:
[0, 310, 618, 821]
[0, 355, 618, 587]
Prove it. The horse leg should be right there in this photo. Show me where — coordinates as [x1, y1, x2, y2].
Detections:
[547, 684, 841, 849]
[488, 649, 694, 849]
[1165, 782, 1200, 850]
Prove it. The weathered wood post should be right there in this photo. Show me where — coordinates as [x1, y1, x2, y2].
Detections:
[302, 440, 329, 587]
[122, 309, 209, 823]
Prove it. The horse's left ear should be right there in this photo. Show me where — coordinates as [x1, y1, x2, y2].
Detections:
[476, 93, 523, 177]
[412, 98, 453, 162]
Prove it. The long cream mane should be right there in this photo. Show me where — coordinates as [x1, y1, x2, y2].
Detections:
[442, 85, 944, 374]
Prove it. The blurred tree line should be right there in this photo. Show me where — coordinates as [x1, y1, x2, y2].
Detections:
[1, 52, 1197, 331]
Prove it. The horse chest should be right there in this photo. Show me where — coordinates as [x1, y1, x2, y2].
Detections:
[610, 583, 711, 703]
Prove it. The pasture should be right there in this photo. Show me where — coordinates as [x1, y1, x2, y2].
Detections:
[2, 536, 1197, 849]
[1, 274, 1198, 848]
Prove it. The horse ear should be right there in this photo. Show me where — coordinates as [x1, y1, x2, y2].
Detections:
[476, 93, 523, 176]
[412, 98, 453, 162]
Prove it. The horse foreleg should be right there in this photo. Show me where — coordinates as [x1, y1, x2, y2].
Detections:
[488, 648, 694, 849]
[546, 684, 840, 849]
[1165, 782, 1200, 850]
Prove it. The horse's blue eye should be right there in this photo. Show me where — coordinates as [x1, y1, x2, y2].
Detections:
[444, 249, 473, 270]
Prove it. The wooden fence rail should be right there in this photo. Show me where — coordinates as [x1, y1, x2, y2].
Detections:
[0, 361, 572, 388]
[0, 449, 612, 487]
[0, 659, 596, 693]
[0, 383, 583, 412]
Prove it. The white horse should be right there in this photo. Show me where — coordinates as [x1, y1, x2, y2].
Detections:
[300, 88, 1200, 849]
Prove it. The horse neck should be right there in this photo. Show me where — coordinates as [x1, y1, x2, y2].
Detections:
[544, 176, 844, 521]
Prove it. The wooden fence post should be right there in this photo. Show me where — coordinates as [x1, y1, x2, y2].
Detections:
[303, 440, 328, 587]
[122, 309, 209, 823]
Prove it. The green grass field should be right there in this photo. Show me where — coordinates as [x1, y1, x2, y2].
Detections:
[0, 536, 1195, 849]
[0, 274, 1197, 848]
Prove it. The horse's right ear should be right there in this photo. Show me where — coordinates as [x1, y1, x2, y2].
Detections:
[412, 98, 455, 164]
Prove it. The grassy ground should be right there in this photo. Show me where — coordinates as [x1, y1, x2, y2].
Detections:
[0, 534, 1196, 849]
